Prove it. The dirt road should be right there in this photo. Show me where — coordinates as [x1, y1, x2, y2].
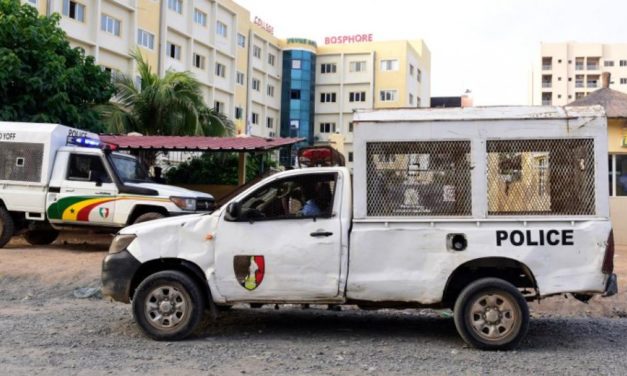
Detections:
[1, 235, 626, 375]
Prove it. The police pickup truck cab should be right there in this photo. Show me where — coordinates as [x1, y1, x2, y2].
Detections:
[0, 122, 213, 247]
[102, 106, 617, 350]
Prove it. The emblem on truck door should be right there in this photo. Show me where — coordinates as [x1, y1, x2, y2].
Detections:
[234, 256, 265, 291]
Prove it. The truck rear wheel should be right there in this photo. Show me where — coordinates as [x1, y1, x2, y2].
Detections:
[133, 212, 165, 224]
[0, 207, 15, 248]
[453, 278, 529, 350]
[132, 270, 205, 341]
[24, 229, 59, 246]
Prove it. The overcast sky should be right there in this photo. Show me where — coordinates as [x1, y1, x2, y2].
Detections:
[236, 0, 627, 106]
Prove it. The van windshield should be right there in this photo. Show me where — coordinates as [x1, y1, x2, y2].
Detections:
[110, 154, 151, 183]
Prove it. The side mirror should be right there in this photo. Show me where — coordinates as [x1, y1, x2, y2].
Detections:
[226, 201, 241, 221]
[94, 176, 103, 187]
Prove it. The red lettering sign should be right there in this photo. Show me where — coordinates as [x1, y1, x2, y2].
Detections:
[324, 34, 373, 45]
[253, 16, 274, 35]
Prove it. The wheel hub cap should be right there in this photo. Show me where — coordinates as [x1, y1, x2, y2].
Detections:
[469, 292, 518, 342]
[145, 285, 188, 330]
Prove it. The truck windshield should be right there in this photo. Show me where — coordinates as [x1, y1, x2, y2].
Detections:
[110, 154, 151, 183]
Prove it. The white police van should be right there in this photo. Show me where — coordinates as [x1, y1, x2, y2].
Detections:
[102, 106, 617, 350]
[0, 122, 213, 247]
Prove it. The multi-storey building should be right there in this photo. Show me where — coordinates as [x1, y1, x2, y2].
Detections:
[533, 42, 627, 106]
[21, 1, 431, 167]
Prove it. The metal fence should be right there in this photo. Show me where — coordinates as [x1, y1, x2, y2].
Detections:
[487, 139, 595, 216]
[366, 141, 472, 216]
[0, 142, 44, 182]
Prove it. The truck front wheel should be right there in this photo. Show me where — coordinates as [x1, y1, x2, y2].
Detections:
[24, 229, 59, 246]
[132, 270, 205, 341]
[133, 212, 165, 224]
[453, 278, 529, 350]
[0, 207, 15, 248]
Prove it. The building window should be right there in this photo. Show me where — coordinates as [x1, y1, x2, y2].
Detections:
[349, 91, 366, 102]
[348, 122, 353, 132]
[214, 101, 224, 114]
[252, 112, 259, 125]
[319, 122, 336, 133]
[253, 45, 261, 58]
[268, 53, 276, 66]
[409, 93, 414, 105]
[542, 92, 552, 105]
[409, 64, 415, 76]
[348, 152, 353, 162]
[215, 62, 226, 78]
[379, 90, 397, 102]
[321, 63, 337, 74]
[349, 61, 366, 72]
[252, 78, 260, 91]
[575, 92, 585, 99]
[237, 33, 246, 48]
[193, 9, 207, 26]
[101, 15, 121, 36]
[320, 92, 337, 103]
[166, 42, 181, 60]
[417, 69, 422, 82]
[416, 97, 421, 107]
[380, 59, 399, 71]
[216, 21, 228, 38]
[610, 155, 627, 196]
[193, 53, 205, 70]
[621, 78, 627, 85]
[290, 90, 300, 99]
[236, 71, 245, 85]
[234, 107, 243, 119]
[605, 60, 615, 67]
[137, 29, 155, 49]
[26, 0, 37, 6]
[620, 60, 627, 67]
[62, 0, 85, 22]
[267, 84, 275, 97]
[266, 117, 274, 129]
[167, 0, 182, 14]
[292, 59, 302, 69]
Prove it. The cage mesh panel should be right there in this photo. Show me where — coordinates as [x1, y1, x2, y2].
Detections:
[0, 142, 44, 182]
[366, 141, 472, 216]
[487, 139, 595, 216]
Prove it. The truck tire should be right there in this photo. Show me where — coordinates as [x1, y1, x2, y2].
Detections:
[132, 270, 206, 341]
[23, 229, 59, 246]
[453, 278, 529, 350]
[0, 207, 15, 248]
[133, 212, 165, 224]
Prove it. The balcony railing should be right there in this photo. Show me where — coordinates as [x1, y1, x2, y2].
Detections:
[542, 100, 551, 106]
[587, 64, 599, 70]
[542, 65, 552, 70]
[575, 64, 584, 70]
[575, 82, 584, 88]
[542, 82, 552, 88]
[587, 81, 598, 88]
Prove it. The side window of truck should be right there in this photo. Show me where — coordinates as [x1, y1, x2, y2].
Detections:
[67, 154, 112, 183]
[238, 173, 337, 221]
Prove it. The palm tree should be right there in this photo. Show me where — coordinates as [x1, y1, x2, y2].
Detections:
[99, 49, 233, 137]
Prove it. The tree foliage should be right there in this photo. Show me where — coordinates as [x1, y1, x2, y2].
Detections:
[99, 50, 233, 137]
[166, 153, 276, 185]
[0, 0, 114, 131]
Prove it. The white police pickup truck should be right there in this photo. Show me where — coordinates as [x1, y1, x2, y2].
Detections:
[0, 122, 213, 247]
[102, 106, 617, 350]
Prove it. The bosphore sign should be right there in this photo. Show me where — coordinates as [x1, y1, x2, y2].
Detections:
[324, 34, 373, 45]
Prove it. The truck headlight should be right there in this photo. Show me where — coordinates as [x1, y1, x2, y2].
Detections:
[109, 234, 136, 254]
[170, 197, 197, 211]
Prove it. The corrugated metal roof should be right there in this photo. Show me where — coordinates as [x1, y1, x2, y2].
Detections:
[568, 88, 627, 118]
[99, 135, 305, 151]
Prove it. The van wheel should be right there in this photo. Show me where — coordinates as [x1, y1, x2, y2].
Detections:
[24, 230, 59, 246]
[0, 207, 15, 248]
[453, 278, 529, 350]
[132, 270, 205, 341]
[133, 212, 165, 224]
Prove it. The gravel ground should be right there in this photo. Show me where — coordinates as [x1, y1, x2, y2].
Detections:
[1, 236, 627, 375]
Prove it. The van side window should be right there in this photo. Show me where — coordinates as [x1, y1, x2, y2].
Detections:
[238, 173, 336, 221]
[67, 154, 112, 183]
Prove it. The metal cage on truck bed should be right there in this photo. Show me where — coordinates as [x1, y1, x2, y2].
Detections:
[352, 106, 609, 220]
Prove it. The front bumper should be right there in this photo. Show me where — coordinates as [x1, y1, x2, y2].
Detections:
[603, 273, 618, 297]
[101, 249, 141, 303]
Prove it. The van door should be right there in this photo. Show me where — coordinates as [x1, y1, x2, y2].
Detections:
[214, 171, 343, 302]
[48, 153, 118, 226]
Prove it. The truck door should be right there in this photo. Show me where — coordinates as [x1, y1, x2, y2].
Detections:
[48, 153, 118, 225]
[214, 171, 343, 302]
